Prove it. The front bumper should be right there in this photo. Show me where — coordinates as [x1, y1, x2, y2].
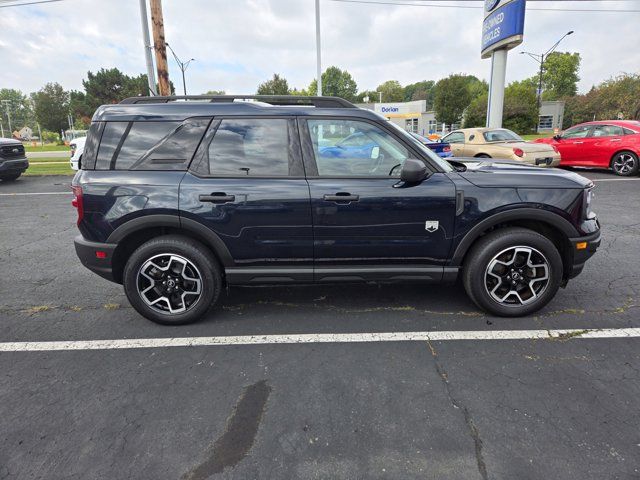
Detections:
[0, 157, 29, 173]
[567, 228, 601, 279]
[74, 235, 119, 283]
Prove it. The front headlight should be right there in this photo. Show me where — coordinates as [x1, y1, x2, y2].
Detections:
[583, 187, 595, 219]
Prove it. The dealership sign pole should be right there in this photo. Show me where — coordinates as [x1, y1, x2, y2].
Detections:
[483, 0, 526, 128]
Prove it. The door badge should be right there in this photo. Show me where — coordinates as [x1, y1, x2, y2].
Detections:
[425, 221, 439, 233]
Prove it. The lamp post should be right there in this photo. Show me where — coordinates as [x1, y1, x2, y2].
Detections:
[520, 30, 574, 109]
[166, 42, 195, 96]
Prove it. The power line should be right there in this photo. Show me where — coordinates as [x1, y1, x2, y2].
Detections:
[328, 0, 640, 12]
[0, 0, 63, 8]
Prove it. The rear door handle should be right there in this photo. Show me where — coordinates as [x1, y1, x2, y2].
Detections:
[323, 192, 359, 203]
[199, 193, 235, 204]
[610, 138, 622, 142]
[573, 141, 584, 144]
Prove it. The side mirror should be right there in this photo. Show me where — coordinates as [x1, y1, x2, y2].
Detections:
[370, 146, 380, 159]
[400, 159, 428, 183]
[553, 134, 562, 141]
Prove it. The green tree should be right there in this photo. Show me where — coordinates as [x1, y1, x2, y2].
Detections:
[69, 90, 92, 128]
[403, 80, 436, 107]
[503, 79, 538, 133]
[31, 83, 69, 133]
[462, 93, 488, 128]
[81, 68, 150, 112]
[463, 79, 537, 134]
[308, 66, 358, 101]
[376, 80, 404, 103]
[0, 89, 35, 132]
[256, 73, 290, 95]
[433, 74, 473, 126]
[563, 74, 640, 127]
[355, 90, 378, 103]
[290, 88, 309, 96]
[542, 52, 581, 100]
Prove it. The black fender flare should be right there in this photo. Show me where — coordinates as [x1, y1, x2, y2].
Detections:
[106, 214, 234, 267]
[450, 208, 579, 266]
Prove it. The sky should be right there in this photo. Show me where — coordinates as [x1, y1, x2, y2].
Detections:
[0, 0, 638, 97]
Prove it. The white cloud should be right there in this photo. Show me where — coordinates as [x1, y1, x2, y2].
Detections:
[0, 0, 638, 95]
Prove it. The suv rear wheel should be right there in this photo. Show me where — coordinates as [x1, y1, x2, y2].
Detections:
[123, 235, 222, 325]
[463, 227, 563, 317]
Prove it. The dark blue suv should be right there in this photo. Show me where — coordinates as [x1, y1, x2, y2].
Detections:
[72, 95, 600, 324]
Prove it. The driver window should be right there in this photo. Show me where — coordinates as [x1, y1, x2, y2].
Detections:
[307, 119, 410, 177]
[444, 132, 465, 144]
[563, 126, 591, 139]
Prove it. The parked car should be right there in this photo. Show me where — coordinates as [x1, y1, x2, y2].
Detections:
[72, 95, 600, 325]
[409, 132, 453, 158]
[0, 138, 28, 181]
[69, 136, 86, 171]
[534, 120, 640, 176]
[441, 128, 560, 167]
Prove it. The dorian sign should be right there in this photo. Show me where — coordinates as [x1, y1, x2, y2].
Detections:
[481, 0, 526, 58]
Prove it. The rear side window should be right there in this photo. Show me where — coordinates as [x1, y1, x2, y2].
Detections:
[95, 118, 210, 170]
[193, 118, 299, 176]
[80, 121, 105, 170]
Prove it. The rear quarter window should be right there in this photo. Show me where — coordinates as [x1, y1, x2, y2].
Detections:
[95, 118, 211, 171]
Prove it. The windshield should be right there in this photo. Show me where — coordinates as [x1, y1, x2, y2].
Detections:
[482, 129, 523, 143]
[380, 117, 454, 172]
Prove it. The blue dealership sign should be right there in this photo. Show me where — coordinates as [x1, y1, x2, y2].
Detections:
[481, 0, 526, 58]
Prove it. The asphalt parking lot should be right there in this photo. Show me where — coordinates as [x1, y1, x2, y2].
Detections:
[1, 172, 639, 479]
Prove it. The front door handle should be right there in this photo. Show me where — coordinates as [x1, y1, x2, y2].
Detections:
[610, 138, 622, 142]
[323, 192, 359, 203]
[573, 141, 584, 144]
[199, 193, 235, 204]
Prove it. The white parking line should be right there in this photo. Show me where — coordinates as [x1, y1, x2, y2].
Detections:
[0, 191, 70, 196]
[591, 177, 640, 182]
[1, 328, 639, 352]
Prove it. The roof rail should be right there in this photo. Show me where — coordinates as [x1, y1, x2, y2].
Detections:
[119, 95, 356, 108]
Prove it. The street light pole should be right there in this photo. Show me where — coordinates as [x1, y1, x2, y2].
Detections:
[521, 30, 574, 108]
[315, 0, 322, 96]
[1, 100, 12, 135]
[166, 42, 194, 96]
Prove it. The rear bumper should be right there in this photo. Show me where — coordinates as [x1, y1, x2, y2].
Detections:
[0, 157, 29, 173]
[567, 228, 601, 279]
[74, 235, 119, 283]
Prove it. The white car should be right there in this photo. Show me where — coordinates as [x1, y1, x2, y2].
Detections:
[70, 137, 86, 171]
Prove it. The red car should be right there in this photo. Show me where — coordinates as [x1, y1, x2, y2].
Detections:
[535, 120, 640, 176]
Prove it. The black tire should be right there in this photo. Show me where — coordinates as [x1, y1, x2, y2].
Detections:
[123, 235, 222, 325]
[0, 172, 21, 181]
[610, 151, 639, 176]
[463, 227, 563, 317]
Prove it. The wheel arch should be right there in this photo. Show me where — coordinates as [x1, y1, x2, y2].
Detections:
[609, 149, 638, 167]
[107, 215, 233, 284]
[451, 208, 578, 280]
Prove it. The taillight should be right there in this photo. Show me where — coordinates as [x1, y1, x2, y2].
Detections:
[443, 146, 451, 152]
[513, 148, 524, 157]
[71, 185, 84, 226]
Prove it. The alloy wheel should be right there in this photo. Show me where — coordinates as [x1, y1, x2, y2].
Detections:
[613, 153, 636, 175]
[136, 253, 203, 315]
[484, 246, 550, 306]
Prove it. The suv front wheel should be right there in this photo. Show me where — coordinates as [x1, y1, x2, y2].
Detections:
[123, 235, 222, 325]
[463, 228, 563, 317]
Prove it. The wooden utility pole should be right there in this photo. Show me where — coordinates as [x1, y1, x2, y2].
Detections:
[149, 0, 171, 96]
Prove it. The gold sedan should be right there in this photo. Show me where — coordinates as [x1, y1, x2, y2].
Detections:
[441, 128, 561, 167]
